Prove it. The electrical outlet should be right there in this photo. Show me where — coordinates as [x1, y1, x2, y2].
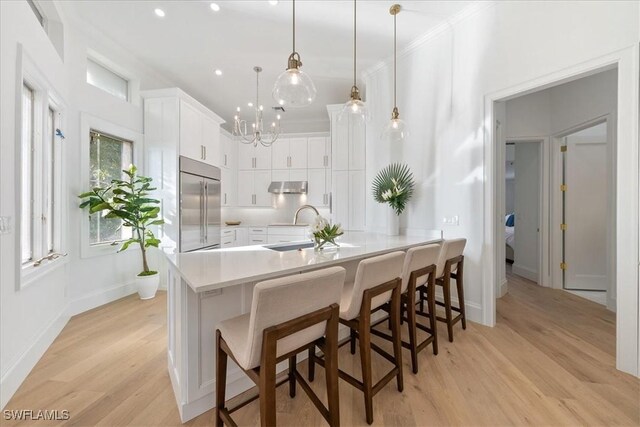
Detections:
[202, 288, 222, 298]
[442, 215, 459, 226]
[0, 216, 12, 234]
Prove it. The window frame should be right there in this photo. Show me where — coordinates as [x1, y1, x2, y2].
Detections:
[80, 113, 144, 259]
[17, 46, 68, 289]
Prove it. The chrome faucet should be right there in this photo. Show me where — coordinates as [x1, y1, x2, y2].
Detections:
[293, 204, 319, 224]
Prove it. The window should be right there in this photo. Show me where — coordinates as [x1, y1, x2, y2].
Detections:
[89, 130, 133, 245]
[46, 107, 55, 252]
[21, 84, 34, 264]
[86, 59, 129, 101]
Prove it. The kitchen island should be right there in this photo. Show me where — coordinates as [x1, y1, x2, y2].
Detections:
[164, 231, 442, 422]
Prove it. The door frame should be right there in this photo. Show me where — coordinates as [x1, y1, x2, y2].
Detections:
[502, 138, 549, 289]
[483, 46, 639, 376]
[550, 114, 616, 311]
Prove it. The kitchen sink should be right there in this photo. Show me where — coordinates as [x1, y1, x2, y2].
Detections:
[266, 241, 314, 252]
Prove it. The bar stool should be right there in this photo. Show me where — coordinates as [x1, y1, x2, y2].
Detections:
[215, 266, 346, 427]
[370, 244, 441, 374]
[426, 238, 467, 342]
[308, 252, 405, 425]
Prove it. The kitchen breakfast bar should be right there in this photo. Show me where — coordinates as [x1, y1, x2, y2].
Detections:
[164, 231, 442, 422]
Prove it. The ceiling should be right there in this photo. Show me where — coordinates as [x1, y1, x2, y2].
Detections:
[63, 1, 475, 131]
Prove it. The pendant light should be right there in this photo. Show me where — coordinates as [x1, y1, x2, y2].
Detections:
[382, 4, 407, 142]
[341, 0, 368, 121]
[272, 0, 317, 108]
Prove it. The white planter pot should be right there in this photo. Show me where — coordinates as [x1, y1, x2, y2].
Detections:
[136, 273, 160, 300]
[387, 209, 400, 236]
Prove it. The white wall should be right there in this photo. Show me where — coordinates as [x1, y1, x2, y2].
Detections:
[0, 1, 175, 408]
[363, 0, 639, 352]
[513, 142, 540, 282]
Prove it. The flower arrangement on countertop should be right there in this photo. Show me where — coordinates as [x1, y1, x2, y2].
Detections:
[311, 215, 343, 250]
[372, 162, 415, 215]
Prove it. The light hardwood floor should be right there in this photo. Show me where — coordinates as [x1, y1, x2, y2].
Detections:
[5, 272, 639, 426]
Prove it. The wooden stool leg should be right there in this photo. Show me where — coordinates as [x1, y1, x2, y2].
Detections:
[288, 356, 297, 398]
[325, 313, 341, 427]
[419, 287, 425, 312]
[406, 292, 419, 374]
[428, 281, 439, 355]
[443, 276, 454, 342]
[215, 330, 227, 427]
[358, 319, 374, 425]
[307, 345, 316, 382]
[259, 337, 277, 427]
[390, 288, 404, 390]
[350, 328, 357, 355]
[456, 264, 467, 330]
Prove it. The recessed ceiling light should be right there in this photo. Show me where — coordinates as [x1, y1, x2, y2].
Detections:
[154, 8, 165, 17]
[248, 102, 254, 107]
[210, 3, 220, 12]
[214, 69, 223, 76]
[268, 1, 279, 5]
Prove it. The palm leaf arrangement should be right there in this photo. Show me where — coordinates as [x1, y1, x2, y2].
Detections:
[372, 163, 415, 216]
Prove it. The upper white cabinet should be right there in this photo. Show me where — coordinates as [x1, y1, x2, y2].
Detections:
[237, 170, 272, 207]
[238, 143, 272, 170]
[177, 98, 224, 166]
[271, 137, 307, 169]
[307, 168, 331, 207]
[307, 136, 331, 169]
[220, 132, 237, 170]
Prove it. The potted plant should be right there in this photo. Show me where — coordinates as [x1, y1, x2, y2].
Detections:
[79, 165, 164, 300]
[372, 163, 415, 235]
[311, 215, 344, 250]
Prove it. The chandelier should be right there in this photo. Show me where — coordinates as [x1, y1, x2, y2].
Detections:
[341, 0, 368, 122]
[233, 66, 281, 147]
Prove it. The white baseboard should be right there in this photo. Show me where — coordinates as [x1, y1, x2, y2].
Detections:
[67, 282, 136, 317]
[499, 278, 508, 297]
[0, 309, 70, 410]
[512, 263, 538, 282]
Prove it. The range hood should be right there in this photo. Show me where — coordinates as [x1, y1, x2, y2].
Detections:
[268, 181, 308, 194]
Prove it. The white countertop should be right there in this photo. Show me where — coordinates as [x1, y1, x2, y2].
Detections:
[165, 231, 443, 293]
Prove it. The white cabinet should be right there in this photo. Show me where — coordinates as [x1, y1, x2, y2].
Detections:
[179, 99, 223, 166]
[237, 170, 272, 207]
[220, 132, 236, 170]
[238, 143, 272, 170]
[272, 169, 307, 182]
[327, 105, 366, 230]
[248, 227, 267, 245]
[307, 136, 330, 169]
[221, 227, 249, 248]
[221, 167, 236, 207]
[307, 169, 330, 207]
[271, 137, 307, 169]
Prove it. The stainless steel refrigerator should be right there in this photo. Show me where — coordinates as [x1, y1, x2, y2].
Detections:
[179, 156, 221, 252]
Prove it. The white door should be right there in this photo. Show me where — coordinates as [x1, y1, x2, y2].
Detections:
[238, 143, 255, 170]
[563, 123, 608, 291]
[307, 137, 328, 169]
[289, 169, 307, 182]
[271, 169, 289, 182]
[220, 167, 236, 207]
[332, 170, 349, 229]
[349, 119, 366, 170]
[331, 112, 349, 171]
[253, 145, 272, 170]
[288, 138, 308, 169]
[237, 170, 254, 206]
[513, 142, 541, 283]
[254, 170, 272, 207]
[349, 170, 366, 230]
[271, 138, 289, 169]
[307, 169, 326, 206]
[179, 100, 203, 161]
[201, 115, 220, 166]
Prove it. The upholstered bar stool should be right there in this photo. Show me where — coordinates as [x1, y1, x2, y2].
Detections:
[426, 238, 467, 342]
[370, 244, 441, 374]
[215, 266, 346, 427]
[308, 252, 405, 425]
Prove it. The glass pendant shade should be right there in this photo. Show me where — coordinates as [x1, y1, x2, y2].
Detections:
[272, 66, 317, 107]
[340, 98, 368, 122]
[382, 117, 408, 142]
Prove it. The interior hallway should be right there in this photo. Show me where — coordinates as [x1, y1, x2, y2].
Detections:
[4, 272, 638, 426]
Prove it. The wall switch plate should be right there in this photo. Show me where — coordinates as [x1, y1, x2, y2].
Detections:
[202, 288, 222, 298]
[442, 215, 459, 226]
[0, 216, 12, 234]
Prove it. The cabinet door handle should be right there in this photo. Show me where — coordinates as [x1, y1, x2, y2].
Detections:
[224, 193, 227, 204]
[224, 154, 227, 166]
[324, 155, 328, 167]
[204, 146, 207, 160]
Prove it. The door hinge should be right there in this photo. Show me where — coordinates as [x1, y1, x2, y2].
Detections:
[560, 145, 567, 152]
[560, 184, 567, 192]
[560, 223, 567, 231]
[560, 262, 567, 270]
